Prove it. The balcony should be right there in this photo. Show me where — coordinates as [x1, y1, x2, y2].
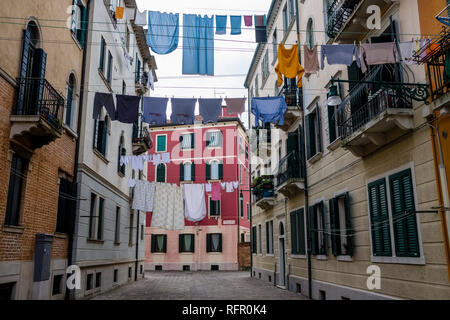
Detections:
[10, 77, 64, 150]
[276, 84, 302, 132]
[252, 175, 275, 210]
[337, 64, 429, 157]
[132, 123, 152, 155]
[326, 0, 397, 43]
[135, 71, 149, 95]
[276, 151, 305, 198]
[415, 26, 450, 111]
[256, 124, 272, 156]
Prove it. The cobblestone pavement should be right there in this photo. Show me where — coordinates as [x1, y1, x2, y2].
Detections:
[92, 271, 307, 300]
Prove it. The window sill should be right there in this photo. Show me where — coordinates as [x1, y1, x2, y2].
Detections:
[327, 137, 342, 151]
[307, 152, 323, 164]
[98, 69, 113, 93]
[290, 254, 307, 259]
[2, 225, 24, 234]
[93, 148, 109, 164]
[114, 242, 120, 246]
[337, 255, 353, 262]
[266, 253, 274, 257]
[71, 32, 83, 51]
[314, 254, 328, 260]
[87, 239, 104, 244]
[371, 256, 425, 265]
[152, 252, 166, 255]
[180, 252, 194, 255]
[207, 252, 223, 255]
[54, 232, 68, 239]
[62, 124, 78, 140]
[118, 172, 125, 178]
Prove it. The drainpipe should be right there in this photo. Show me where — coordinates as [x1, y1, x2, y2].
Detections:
[66, 0, 90, 301]
[295, 0, 312, 300]
[247, 87, 253, 277]
[135, 93, 144, 281]
[236, 128, 240, 270]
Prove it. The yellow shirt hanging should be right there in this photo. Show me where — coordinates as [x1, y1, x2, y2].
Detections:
[116, 6, 125, 19]
[275, 44, 305, 88]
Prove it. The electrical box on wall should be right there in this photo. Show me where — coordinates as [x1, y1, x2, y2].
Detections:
[33, 234, 54, 282]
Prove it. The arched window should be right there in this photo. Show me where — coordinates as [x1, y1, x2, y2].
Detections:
[306, 18, 315, 50]
[180, 162, 194, 182]
[209, 160, 222, 181]
[279, 221, 285, 236]
[156, 164, 166, 182]
[65, 74, 76, 128]
[94, 113, 110, 157]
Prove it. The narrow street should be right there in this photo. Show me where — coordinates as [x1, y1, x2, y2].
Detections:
[92, 271, 306, 300]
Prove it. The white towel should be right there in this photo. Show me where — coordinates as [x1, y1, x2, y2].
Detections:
[152, 154, 162, 165]
[220, 182, 226, 190]
[134, 9, 147, 26]
[226, 182, 234, 193]
[233, 181, 239, 189]
[132, 180, 154, 211]
[161, 152, 171, 164]
[129, 178, 136, 188]
[399, 41, 415, 65]
[183, 184, 206, 222]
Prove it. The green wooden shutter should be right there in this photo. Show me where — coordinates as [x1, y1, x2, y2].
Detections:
[17, 29, 31, 115]
[329, 198, 340, 256]
[305, 113, 312, 159]
[180, 164, 184, 182]
[191, 235, 195, 252]
[219, 162, 223, 180]
[191, 164, 195, 181]
[266, 222, 270, 254]
[389, 169, 420, 257]
[179, 234, 183, 252]
[78, 3, 87, 48]
[290, 211, 298, 254]
[328, 105, 336, 143]
[101, 121, 108, 155]
[344, 192, 354, 256]
[157, 164, 165, 182]
[99, 37, 105, 72]
[217, 234, 223, 252]
[320, 202, 327, 255]
[298, 209, 306, 255]
[316, 106, 323, 153]
[206, 234, 211, 252]
[151, 234, 156, 252]
[206, 163, 211, 180]
[368, 179, 392, 256]
[309, 206, 317, 255]
[191, 133, 195, 149]
[32, 49, 47, 110]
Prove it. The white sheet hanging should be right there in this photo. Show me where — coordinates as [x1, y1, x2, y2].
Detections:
[183, 184, 207, 222]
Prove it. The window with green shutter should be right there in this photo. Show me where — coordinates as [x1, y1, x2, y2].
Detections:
[99, 36, 106, 73]
[156, 164, 166, 182]
[368, 178, 392, 257]
[180, 133, 195, 150]
[389, 169, 420, 257]
[179, 234, 195, 253]
[206, 131, 222, 148]
[206, 233, 222, 252]
[251, 226, 257, 253]
[309, 202, 327, 256]
[156, 135, 167, 152]
[265, 220, 274, 254]
[329, 193, 353, 256]
[209, 198, 221, 216]
[291, 208, 306, 255]
[151, 234, 167, 253]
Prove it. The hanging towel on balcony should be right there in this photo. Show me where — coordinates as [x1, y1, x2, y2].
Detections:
[225, 98, 246, 114]
[230, 16, 242, 35]
[254, 15, 267, 43]
[398, 41, 415, 65]
[359, 42, 400, 73]
[321, 44, 360, 70]
[116, 94, 140, 123]
[183, 184, 207, 222]
[244, 15, 253, 27]
[143, 97, 168, 125]
[199, 98, 223, 124]
[182, 14, 214, 75]
[304, 45, 320, 74]
[93, 92, 116, 120]
[147, 11, 179, 55]
[216, 15, 227, 34]
[211, 182, 221, 201]
[275, 44, 305, 87]
[170, 98, 197, 125]
[134, 9, 147, 26]
[251, 97, 288, 127]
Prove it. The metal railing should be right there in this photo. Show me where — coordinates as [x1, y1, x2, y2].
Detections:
[326, 0, 362, 39]
[276, 151, 304, 187]
[252, 175, 275, 202]
[279, 83, 300, 107]
[15, 77, 64, 131]
[132, 123, 153, 149]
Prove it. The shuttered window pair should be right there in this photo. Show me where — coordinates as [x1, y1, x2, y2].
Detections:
[305, 105, 323, 160]
[368, 169, 420, 257]
[209, 198, 221, 216]
[206, 161, 223, 180]
[309, 202, 327, 255]
[180, 133, 195, 150]
[151, 234, 167, 253]
[88, 193, 104, 241]
[290, 208, 306, 255]
[206, 234, 222, 252]
[329, 193, 353, 256]
[180, 163, 195, 182]
[71, 0, 88, 48]
[179, 234, 195, 253]
[265, 221, 274, 254]
[206, 131, 222, 148]
[251, 226, 257, 253]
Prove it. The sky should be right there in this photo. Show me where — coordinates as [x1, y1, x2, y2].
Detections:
[135, 0, 273, 128]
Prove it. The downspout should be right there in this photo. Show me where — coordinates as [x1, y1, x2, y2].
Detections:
[236, 127, 240, 270]
[294, 0, 312, 300]
[135, 93, 144, 281]
[66, 0, 90, 301]
[248, 87, 253, 278]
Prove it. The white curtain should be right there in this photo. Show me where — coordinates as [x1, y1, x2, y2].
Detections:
[211, 162, 219, 180]
[181, 134, 191, 149]
[184, 163, 191, 181]
[212, 234, 220, 251]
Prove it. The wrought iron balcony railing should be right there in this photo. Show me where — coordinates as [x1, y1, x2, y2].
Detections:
[279, 82, 300, 107]
[132, 123, 153, 149]
[15, 77, 64, 131]
[326, 0, 362, 39]
[276, 151, 304, 187]
[252, 175, 275, 202]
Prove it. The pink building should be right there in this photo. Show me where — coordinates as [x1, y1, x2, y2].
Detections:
[144, 108, 250, 271]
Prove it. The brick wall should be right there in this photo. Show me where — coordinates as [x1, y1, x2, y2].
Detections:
[238, 242, 251, 269]
[0, 74, 76, 261]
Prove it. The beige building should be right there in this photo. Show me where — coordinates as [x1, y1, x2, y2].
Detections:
[245, 0, 450, 300]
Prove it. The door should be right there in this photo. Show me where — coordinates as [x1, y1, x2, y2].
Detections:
[278, 221, 286, 287]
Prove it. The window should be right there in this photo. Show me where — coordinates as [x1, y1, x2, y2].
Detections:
[141, 225, 144, 241]
[56, 178, 76, 234]
[156, 164, 166, 182]
[251, 226, 257, 253]
[179, 234, 195, 253]
[95, 272, 101, 288]
[52, 274, 63, 295]
[247, 203, 250, 219]
[99, 36, 106, 73]
[86, 274, 93, 291]
[128, 266, 132, 278]
[106, 50, 113, 84]
[327, 83, 344, 144]
[290, 209, 306, 255]
[65, 74, 76, 128]
[151, 234, 167, 253]
[135, 53, 141, 83]
[306, 18, 314, 50]
[125, 26, 130, 52]
[368, 169, 420, 258]
[306, 105, 323, 159]
[206, 131, 222, 148]
[118, 136, 126, 175]
[129, 213, 134, 246]
[329, 193, 353, 256]
[240, 197, 244, 218]
[113, 269, 118, 283]
[114, 206, 121, 244]
[266, 220, 274, 254]
[282, 5, 288, 37]
[255, 75, 259, 97]
[122, 80, 126, 95]
[4, 154, 28, 226]
[262, 50, 269, 82]
[88, 194, 104, 240]
[272, 29, 278, 62]
[206, 160, 223, 181]
[71, 0, 87, 47]
[257, 225, 262, 254]
[241, 233, 245, 243]
[93, 116, 108, 156]
[206, 233, 222, 252]
[156, 135, 167, 152]
[180, 133, 194, 150]
[288, 0, 295, 24]
[180, 162, 195, 182]
[309, 201, 327, 255]
[209, 197, 221, 217]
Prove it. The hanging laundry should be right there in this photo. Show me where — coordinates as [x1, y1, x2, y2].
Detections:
[398, 41, 415, 65]
[275, 44, 305, 88]
[251, 97, 288, 127]
[147, 69, 155, 91]
[226, 182, 234, 193]
[211, 182, 221, 201]
[199, 98, 223, 124]
[303, 45, 320, 74]
[359, 42, 400, 73]
[128, 178, 136, 188]
[205, 183, 212, 193]
[132, 180, 155, 212]
[183, 184, 207, 222]
[161, 152, 171, 164]
[255, 15, 267, 43]
[230, 16, 242, 35]
[216, 15, 227, 35]
[225, 98, 246, 115]
[116, 6, 124, 19]
[120, 155, 130, 167]
[321, 44, 360, 70]
[131, 154, 146, 171]
[143, 97, 168, 125]
[93, 92, 116, 120]
[220, 182, 226, 190]
[182, 14, 214, 75]
[152, 154, 162, 165]
[244, 15, 253, 27]
[152, 183, 185, 230]
[233, 181, 239, 189]
[170, 98, 197, 125]
[116, 94, 140, 124]
[134, 9, 147, 26]
[147, 11, 179, 55]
